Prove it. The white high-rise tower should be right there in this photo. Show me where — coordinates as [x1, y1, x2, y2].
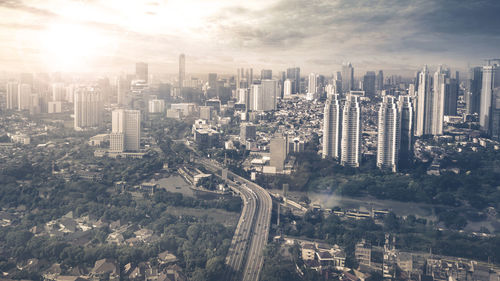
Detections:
[377, 96, 400, 172]
[341, 95, 361, 167]
[74, 88, 102, 130]
[416, 66, 433, 136]
[322, 95, 342, 159]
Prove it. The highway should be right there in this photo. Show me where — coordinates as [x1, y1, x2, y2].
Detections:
[196, 158, 272, 281]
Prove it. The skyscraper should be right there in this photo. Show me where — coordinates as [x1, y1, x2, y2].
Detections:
[208, 73, 217, 89]
[341, 95, 361, 167]
[6, 82, 18, 110]
[363, 71, 376, 98]
[250, 84, 263, 111]
[261, 69, 272, 80]
[431, 66, 447, 135]
[270, 135, 287, 172]
[18, 83, 31, 111]
[444, 76, 458, 116]
[283, 79, 292, 97]
[136, 62, 148, 82]
[377, 96, 400, 172]
[466, 67, 482, 115]
[117, 77, 128, 106]
[322, 95, 342, 159]
[480, 62, 500, 136]
[286, 67, 300, 94]
[308, 73, 318, 95]
[179, 54, 185, 89]
[376, 70, 384, 91]
[398, 96, 414, 169]
[416, 66, 433, 136]
[261, 79, 278, 111]
[52, 83, 66, 101]
[333, 72, 342, 94]
[111, 109, 141, 152]
[341, 62, 354, 93]
[74, 88, 102, 130]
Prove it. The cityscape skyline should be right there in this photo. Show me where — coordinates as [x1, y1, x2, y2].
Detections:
[1, 0, 500, 75]
[2, 2, 500, 281]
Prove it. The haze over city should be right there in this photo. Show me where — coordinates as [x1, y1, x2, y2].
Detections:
[1, 1, 500, 281]
[1, 0, 500, 74]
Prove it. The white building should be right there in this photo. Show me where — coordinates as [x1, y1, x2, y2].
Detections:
[284, 79, 292, 97]
[111, 109, 141, 152]
[74, 88, 102, 130]
[6, 82, 18, 110]
[148, 99, 165, 113]
[18, 83, 31, 111]
[250, 84, 263, 111]
[322, 95, 342, 159]
[52, 83, 66, 101]
[307, 73, 318, 100]
[480, 62, 500, 138]
[377, 96, 400, 172]
[48, 101, 62, 113]
[341, 95, 361, 167]
[416, 66, 433, 136]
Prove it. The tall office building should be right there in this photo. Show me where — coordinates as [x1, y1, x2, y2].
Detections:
[333, 72, 342, 94]
[279, 71, 286, 98]
[416, 66, 433, 136]
[341, 95, 361, 167]
[377, 96, 400, 172]
[250, 84, 263, 111]
[270, 135, 288, 172]
[308, 73, 318, 95]
[430, 67, 446, 135]
[363, 71, 376, 98]
[18, 83, 32, 111]
[376, 70, 384, 91]
[117, 77, 128, 106]
[179, 54, 185, 88]
[480, 62, 500, 136]
[283, 79, 292, 97]
[322, 95, 342, 159]
[52, 83, 66, 101]
[341, 62, 354, 93]
[6, 82, 18, 110]
[286, 67, 300, 94]
[466, 67, 482, 114]
[444, 76, 458, 116]
[111, 109, 141, 152]
[74, 88, 102, 130]
[261, 79, 278, 111]
[208, 73, 217, 88]
[237, 88, 249, 105]
[398, 96, 414, 168]
[136, 62, 148, 82]
[261, 69, 272, 80]
[491, 88, 500, 140]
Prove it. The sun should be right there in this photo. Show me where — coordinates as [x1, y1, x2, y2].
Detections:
[39, 23, 108, 72]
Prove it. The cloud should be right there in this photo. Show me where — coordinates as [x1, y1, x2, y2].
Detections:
[0, 0, 499, 73]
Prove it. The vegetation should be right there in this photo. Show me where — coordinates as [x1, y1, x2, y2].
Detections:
[278, 209, 500, 264]
[256, 148, 500, 211]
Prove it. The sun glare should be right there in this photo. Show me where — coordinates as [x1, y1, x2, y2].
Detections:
[40, 23, 108, 72]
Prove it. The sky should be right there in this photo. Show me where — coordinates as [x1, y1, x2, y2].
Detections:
[1, 0, 500, 76]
